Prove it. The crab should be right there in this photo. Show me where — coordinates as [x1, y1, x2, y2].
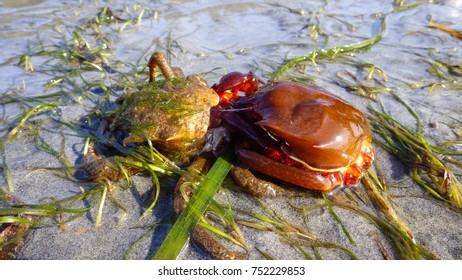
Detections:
[212, 72, 374, 194]
[81, 52, 219, 180]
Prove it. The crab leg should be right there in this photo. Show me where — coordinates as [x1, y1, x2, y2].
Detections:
[147, 52, 177, 82]
[230, 166, 296, 197]
[236, 148, 342, 192]
[222, 110, 284, 161]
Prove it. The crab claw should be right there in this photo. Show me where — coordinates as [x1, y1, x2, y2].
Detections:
[211, 71, 262, 107]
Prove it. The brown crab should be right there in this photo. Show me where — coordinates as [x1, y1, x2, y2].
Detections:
[82, 52, 219, 180]
[174, 71, 374, 259]
[212, 72, 374, 194]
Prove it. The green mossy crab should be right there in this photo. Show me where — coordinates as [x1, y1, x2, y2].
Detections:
[81, 52, 219, 180]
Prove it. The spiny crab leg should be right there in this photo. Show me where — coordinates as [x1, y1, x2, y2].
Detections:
[148, 52, 177, 82]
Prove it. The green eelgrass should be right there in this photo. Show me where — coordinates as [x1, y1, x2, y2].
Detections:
[404, 51, 462, 91]
[3, 103, 58, 145]
[269, 3, 305, 16]
[195, 190, 248, 250]
[0, 204, 90, 218]
[34, 132, 75, 178]
[289, 189, 436, 259]
[273, 16, 387, 78]
[123, 180, 247, 260]
[322, 194, 355, 245]
[237, 199, 358, 260]
[0, 187, 105, 258]
[0, 182, 132, 259]
[362, 170, 414, 241]
[334, 66, 391, 100]
[0, 103, 58, 192]
[369, 95, 462, 209]
[0, 142, 14, 193]
[329, 201, 437, 259]
[152, 149, 233, 260]
[76, 132, 185, 225]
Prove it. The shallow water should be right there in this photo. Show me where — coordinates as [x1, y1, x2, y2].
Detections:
[1, 0, 461, 259]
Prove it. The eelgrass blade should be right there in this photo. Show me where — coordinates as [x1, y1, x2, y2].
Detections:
[196, 221, 244, 248]
[0, 142, 14, 192]
[282, 237, 359, 260]
[0, 205, 89, 216]
[5, 103, 57, 145]
[323, 193, 355, 245]
[255, 247, 275, 260]
[35, 133, 75, 177]
[107, 191, 128, 225]
[0, 103, 57, 192]
[123, 222, 161, 260]
[95, 184, 108, 228]
[362, 170, 414, 241]
[273, 17, 387, 78]
[139, 167, 161, 220]
[0, 216, 35, 225]
[237, 205, 317, 241]
[152, 149, 233, 260]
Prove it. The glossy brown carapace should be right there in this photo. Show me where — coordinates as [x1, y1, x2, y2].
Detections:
[214, 74, 374, 192]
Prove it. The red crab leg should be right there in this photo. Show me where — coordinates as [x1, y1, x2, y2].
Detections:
[236, 148, 342, 192]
